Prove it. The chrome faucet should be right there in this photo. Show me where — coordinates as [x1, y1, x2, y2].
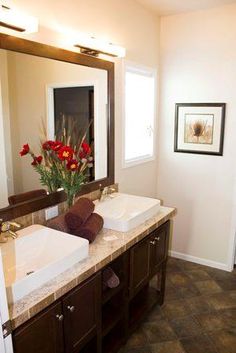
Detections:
[0, 219, 21, 243]
[99, 185, 116, 201]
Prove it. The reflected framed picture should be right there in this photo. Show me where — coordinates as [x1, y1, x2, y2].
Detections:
[174, 103, 226, 155]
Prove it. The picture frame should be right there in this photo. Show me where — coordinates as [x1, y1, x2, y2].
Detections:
[174, 103, 226, 156]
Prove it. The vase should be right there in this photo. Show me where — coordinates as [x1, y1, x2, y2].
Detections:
[66, 192, 75, 208]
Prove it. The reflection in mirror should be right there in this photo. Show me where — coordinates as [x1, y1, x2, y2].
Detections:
[0, 49, 108, 208]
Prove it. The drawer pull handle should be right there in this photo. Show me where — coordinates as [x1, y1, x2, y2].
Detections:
[155, 237, 160, 242]
[67, 305, 75, 313]
[56, 314, 64, 322]
[150, 240, 156, 245]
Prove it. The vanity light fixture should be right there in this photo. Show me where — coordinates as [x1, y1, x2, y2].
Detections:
[0, 2, 38, 33]
[74, 35, 126, 58]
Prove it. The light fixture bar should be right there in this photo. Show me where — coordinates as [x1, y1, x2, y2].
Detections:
[0, 4, 38, 34]
[74, 35, 126, 58]
[75, 44, 118, 58]
[0, 20, 25, 32]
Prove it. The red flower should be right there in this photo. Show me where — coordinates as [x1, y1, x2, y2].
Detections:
[79, 141, 91, 159]
[51, 141, 63, 152]
[20, 144, 30, 156]
[66, 159, 78, 171]
[31, 156, 43, 166]
[42, 140, 54, 150]
[58, 146, 74, 161]
[82, 142, 91, 154]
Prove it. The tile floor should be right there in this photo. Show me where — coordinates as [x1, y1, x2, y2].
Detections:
[119, 257, 236, 353]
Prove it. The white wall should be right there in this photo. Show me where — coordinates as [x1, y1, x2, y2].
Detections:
[8, 0, 160, 198]
[158, 3, 236, 270]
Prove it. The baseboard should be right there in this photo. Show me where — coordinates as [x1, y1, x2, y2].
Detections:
[169, 250, 231, 272]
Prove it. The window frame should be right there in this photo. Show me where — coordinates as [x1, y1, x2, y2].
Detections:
[122, 60, 157, 169]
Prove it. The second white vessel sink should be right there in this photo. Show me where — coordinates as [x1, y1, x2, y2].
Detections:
[95, 193, 161, 232]
[1, 225, 89, 304]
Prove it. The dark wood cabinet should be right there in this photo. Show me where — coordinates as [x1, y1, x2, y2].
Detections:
[129, 237, 150, 298]
[13, 221, 170, 353]
[149, 222, 170, 276]
[13, 302, 64, 353]
[129, 221, 170, 297]
[63, 274, 101, 353]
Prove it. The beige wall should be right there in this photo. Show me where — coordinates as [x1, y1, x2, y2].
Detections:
[8, 0, 160, 198]
[158, 3, 236, 269]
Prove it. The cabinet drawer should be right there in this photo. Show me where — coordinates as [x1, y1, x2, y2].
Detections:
[13, 302, 64, 353]
[63, 273, 101, 353]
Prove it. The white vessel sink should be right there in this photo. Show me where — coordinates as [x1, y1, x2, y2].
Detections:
[1, 225, 89, 304]
[95, 193, 161, 232]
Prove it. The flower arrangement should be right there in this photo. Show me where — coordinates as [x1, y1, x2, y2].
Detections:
[19, 133, 93, 207]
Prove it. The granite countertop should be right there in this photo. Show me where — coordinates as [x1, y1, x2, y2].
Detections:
[9, 206, 175, 330]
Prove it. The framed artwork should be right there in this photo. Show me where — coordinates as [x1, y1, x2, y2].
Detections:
[174, 103, 226, 155]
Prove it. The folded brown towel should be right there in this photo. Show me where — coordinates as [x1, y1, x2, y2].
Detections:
[46, 213, 69, 233]
[73, 213, 103, 243]
[65, 197, 95, 230]
[102, 267, 120, 290]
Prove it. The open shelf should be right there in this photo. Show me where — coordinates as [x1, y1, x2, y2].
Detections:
[79, 336, 97, 353]
[102, 291, 124, 337]
[102, 320, 125, 353]
[129, 284, 160, 332]
[102, 282, 125, 305]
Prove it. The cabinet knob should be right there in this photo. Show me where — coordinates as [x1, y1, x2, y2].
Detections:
[56, 314, 64, 322]
[150, 240, 156, 245]
[67, 305, 75, 313]
[155, 236, 160, 242]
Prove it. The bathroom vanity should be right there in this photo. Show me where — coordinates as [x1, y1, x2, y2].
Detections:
[0, 34, 175, 353]
[10, 208, 174, 353]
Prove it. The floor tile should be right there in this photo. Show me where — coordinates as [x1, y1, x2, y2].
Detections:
[166, 258, 183, 273]
[194, 280, 222, 295]
[178, 261, 205, 272]
[185, 296, 212, 315]
[204, 267, 236, 281]
[185, 269, 211, 281]
[216, 278, 236, 291]
[168, 273, 192, 287]
[146, 305, 165, 323]
[120, 346, 152, 353]
[142, 320, 176, 343]
[161, 299, 191, 320]
[218, 308, 236, 329]
[150, 340, 186, 353]
[208, 328, 236, 353]
[124, 328, 148, 349]
[177, 284, 200, 299]
[180, 334, 217, 353]
[194, 312, 226, 331]
[169, 316, 203, 339]
[205, 291, 236, 310]
[164, 285, 183, 302]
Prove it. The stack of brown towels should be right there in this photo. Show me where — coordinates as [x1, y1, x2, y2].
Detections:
[47, 198, 104, 243]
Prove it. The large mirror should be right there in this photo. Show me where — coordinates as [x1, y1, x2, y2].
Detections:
[0, 34, 114, 216]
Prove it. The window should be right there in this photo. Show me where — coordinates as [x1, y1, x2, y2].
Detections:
[123, 63, 156, 167]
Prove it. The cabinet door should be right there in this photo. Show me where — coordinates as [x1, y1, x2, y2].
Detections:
[129, 237, 150, 298]
[63, 273, 101, 353]
[150, 221, 170, 276]
[13, 302, 64, 353]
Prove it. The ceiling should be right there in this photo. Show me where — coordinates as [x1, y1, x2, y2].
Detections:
[136, 0, 236, 16]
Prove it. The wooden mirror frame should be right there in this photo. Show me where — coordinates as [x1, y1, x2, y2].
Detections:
[0, 33, 114, 221]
